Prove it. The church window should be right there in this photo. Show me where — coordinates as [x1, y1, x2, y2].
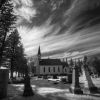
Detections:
[34, 67, 36, 73]
[49, 67, 50, 72]
[58, 67, 60, 72]
[44, 67, 45, 72]
[53, 67, 55, 72]
[65, 68, 67, 72]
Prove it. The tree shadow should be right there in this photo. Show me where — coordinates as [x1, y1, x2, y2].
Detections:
[45, 95, 68, 100]
[3, 79, 100, 100]
[31, 79, 71, 90]
[8, 93, 52, 100]
[82, 87, 100, 97]
[89, 87, 100, 97]
[6, 83, 70, 100]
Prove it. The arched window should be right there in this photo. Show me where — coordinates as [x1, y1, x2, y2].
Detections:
[53, 67, 55, 72]
[58, 67, 60, 72]
[65, 68, 67, 72]
[49, 67, 50, 72]
[44, 67, 45, 72]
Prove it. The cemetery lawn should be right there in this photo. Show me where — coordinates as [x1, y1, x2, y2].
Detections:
[2, 77, 100, 100]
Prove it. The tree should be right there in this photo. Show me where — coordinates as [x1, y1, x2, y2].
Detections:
[69, 58, 74, 73]
[0, 0, 7, 8]
[77, 59, 82, 74]
[88, 56, 100, 76]
[16, 45, 28, 77]
[5, 29, 27, 78]
[6, 29, 21, 78]
[91, 57, 100, 75]
[0, 0, 16, 66]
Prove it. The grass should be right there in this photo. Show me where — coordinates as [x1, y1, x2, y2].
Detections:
[2, 77, 100, 100]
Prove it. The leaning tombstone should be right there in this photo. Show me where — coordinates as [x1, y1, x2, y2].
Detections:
[82, 56, 97, 94]
[0, 67, 9, 98]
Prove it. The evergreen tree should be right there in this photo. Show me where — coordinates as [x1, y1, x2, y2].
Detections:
[69, 58, 74, 73]
[91, 57, 100, 75]
[0, 0, 16, 66]
[77, 59, 82, 74]
[16, 45, 27, 77]
[6, 29, 21, 78]
[66, 58, 68, 66]
[6, 29, 27, 78]
[0, 0, 7, 8]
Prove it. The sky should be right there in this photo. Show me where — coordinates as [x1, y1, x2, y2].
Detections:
[13, 0, 100, 58]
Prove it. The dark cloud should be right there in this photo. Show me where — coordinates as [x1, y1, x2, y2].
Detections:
[65, 0, 100, 33]
[41, 47, 68, 57]
[18, 0, 73, 28]
[16, 0, 100, 34]
[34, 0, 100, 36]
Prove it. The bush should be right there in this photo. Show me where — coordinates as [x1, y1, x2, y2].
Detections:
[9, 77, 24, 84]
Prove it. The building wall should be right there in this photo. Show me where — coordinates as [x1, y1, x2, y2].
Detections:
[40, 65, 63, 75]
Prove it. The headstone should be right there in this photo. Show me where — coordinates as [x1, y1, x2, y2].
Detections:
[68, 73, 72, 83]
[70, 62, 83, 94]
[53, 75, 57, 79]
[0, 68, 9, 98]
[43, 75, 47, 79]
[82, 56, 97, 94]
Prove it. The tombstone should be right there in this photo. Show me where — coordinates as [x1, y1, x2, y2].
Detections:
[0, 68, 9, 98]
[69, 62, 83, 94]
[53, 75, 57, 79]
[68, 73, 72, 83]
[43, 75, 47, 79]
[82, 56, 97, 94]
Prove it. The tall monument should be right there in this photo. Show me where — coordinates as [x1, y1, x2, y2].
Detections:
[70, 61, 83, 94]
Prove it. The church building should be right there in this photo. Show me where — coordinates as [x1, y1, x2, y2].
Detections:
[33, 46, 69, 76]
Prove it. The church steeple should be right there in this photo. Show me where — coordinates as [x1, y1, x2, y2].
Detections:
[38, 45, 41, 59]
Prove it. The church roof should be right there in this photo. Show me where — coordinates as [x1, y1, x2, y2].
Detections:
[39, 59, 62, 65]
[62, 62, 68, 66]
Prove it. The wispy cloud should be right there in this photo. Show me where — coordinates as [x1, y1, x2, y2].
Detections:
[14, 0, 100, 58]
[14, 0, 36, 25]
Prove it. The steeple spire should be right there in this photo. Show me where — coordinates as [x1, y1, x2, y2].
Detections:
[38, 45, 41, 59]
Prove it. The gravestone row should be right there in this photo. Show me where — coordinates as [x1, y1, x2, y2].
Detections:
[70, 56, 97, 94]
[0, 56, 98, 98]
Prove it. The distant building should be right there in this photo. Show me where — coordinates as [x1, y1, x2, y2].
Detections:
[33, 46, 69, 76]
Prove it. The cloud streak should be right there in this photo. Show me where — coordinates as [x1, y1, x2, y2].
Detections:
[14, 0, 100, 58]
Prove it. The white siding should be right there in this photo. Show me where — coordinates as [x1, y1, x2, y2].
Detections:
[40, 65, 63, 75]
